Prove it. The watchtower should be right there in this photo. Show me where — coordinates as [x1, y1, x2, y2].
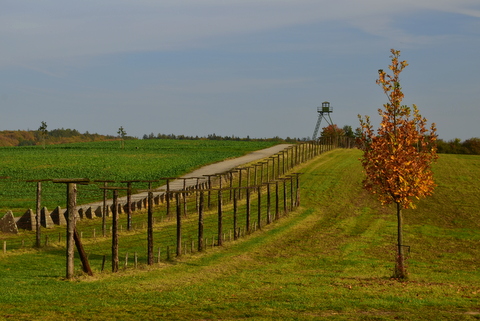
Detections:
[312, 101, 334, 140]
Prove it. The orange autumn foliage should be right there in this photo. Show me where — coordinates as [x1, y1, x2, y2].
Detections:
[358, 49, 438, 209]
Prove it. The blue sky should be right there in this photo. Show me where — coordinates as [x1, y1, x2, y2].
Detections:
[1, 1, 479, 140]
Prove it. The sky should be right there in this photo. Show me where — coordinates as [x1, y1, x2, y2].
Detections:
[1, 1, 479, 141]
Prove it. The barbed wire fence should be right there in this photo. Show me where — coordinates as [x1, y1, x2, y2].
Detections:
[1, 137, 356, 277]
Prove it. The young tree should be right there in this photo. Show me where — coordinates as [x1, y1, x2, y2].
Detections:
[342, 125, 355, 138]
[38, 121, 48, 149]
[358, 49, 438, 279]
[117, 126, 127, 149]
[321, 124, 345, 138]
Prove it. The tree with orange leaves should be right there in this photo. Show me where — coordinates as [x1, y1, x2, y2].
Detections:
[321, 124, 345, 138]
[358, 49, 438, 279]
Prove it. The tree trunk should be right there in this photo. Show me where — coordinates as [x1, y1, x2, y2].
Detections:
[395, 202, 407, 279]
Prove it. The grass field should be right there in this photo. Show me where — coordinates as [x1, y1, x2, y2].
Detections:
[0, 149, 479, 320]
[0, 139, 278, 215]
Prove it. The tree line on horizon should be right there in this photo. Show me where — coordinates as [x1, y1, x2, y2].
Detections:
[0, 128, 117, 147]
[141, 125, 359, 143]
[1, 127, 478, 155]
[141, 132, 304, 143]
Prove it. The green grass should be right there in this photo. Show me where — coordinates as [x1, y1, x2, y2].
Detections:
[0, 139, 277, 215]
[0, 149, 479, 320]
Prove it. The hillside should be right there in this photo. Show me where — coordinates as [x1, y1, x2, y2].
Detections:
[0, 149, 478, 320]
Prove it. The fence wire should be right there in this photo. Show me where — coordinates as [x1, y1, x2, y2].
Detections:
[1, 138, 355, 274]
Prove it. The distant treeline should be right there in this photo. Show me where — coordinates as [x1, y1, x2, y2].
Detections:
[0, 129, 117, 147]
[142, 132, 304, 143]
[436, 138, 480, 155]
[143, 132, 480, 155]
[3, 128, 479, 155]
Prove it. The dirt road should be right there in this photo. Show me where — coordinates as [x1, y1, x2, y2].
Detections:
[81, 144, 292, 210]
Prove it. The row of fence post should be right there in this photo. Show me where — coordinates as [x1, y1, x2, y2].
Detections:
[2, 137, 355, 279]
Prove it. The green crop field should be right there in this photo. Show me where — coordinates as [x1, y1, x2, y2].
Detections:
[0, 139, 278, 215]
[0, 149, 479, 320]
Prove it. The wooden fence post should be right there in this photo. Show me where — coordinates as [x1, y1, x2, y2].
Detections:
[291, 173, 302, 207]
[278, 151, 283, 176]
[260, 162, 266, 184]
[217, 188, 223, 246]
[165, 178, 171, 216]
[295, 144, 299, 166]
[147, 190, 154, 265]
[112, 189, 119, 272]
[246, 186, 251, 232]
[275, 154, 281, 178]
[94, 180, 115, 237]
[297, 144, 301, 165]
[275, 180, 279, 220]
[174, 178, 191, 218]
[287, 175, 294, 211]
[176, 193, 182, 257]
[53, 178, 90, 279]
[195, 177, 201, 213]
[137, 180, 159, 265]
[182, 178, 189, 218]
[74, 229, 93, 276]
[198, 191, 204, 251]
[257, 185, 262, 230]
[126, 181, 133, 231]
[35, 182, 42, 247]
[26, 179, 52, 248]
[121, 180, 140, 231]
[235, 168, 246, 200]
[266, 183, 271, 224]
[98, 185, 128, 273]
[203, 175, 215, 209]
[269, 157, 276, 181]
[290, 146, 294, 170]
[233, 187, 238, 240]
[62, 181, 76, 278]
[237, 168, 243, 200]
[158, 178, 175, 217]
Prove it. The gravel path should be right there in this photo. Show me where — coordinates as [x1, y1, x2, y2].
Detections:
[80, 144, 292, 210]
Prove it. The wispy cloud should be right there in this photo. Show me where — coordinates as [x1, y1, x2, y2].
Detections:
[1, 0, 478, 68]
